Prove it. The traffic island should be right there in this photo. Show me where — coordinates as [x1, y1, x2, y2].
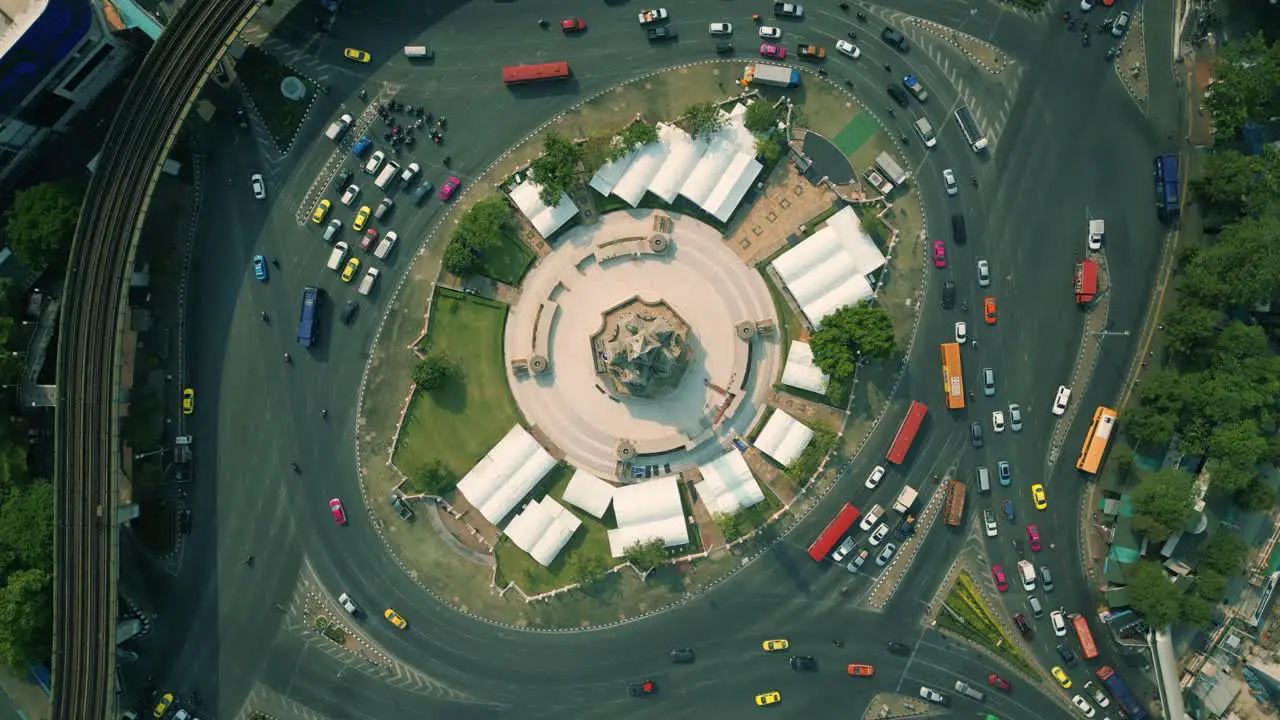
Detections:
[863, 692, 945, 719]
[1112, 6, 1150, 110]
[232, 42, 319, 153]
[933, 569, 1038, 677]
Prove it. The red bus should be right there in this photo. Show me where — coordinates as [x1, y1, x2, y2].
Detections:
[502, 62, 571, 84]
[1072, 614, 1099, 660]
[1075, 259, 1098, 304]
[886, 401, 928, 465]
[808, 503, 860, 562]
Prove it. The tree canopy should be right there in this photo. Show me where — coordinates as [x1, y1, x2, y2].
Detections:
[676, 102, 724, 139]
[744, 101, 783, 133]
[808, 301, 896, 380]
[444, 194, 515, 278]
[1204, 32, 1280, 139]
[530, 132, 584, 206]
[412, 355, 452, 391]
[623, 538, 667, 572]
[607, 122, 659, 162]
[1126, 561, 1183, 628]
[411, 460, 458, 496]
[3, 182, 82, 269]
[1130, 468, 1196, 542]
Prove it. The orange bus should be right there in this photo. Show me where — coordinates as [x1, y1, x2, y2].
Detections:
[1072, 614, 1099, 660]
[940, 342, 964, 409]
[502, 61, 571, 84]
[1076, 406, 1118, 474]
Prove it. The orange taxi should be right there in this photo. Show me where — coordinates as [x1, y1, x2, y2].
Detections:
[847, 664, 875, 677]
[983, 297, 997, 325]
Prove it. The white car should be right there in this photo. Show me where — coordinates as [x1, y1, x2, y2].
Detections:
[831, 536, 856, 563]
[1111, 11, 1131, 37]
[942, 168, 958, 196]
[875, 542, 897, 566]
[1052, 385, 1072, 416]
[1008, 403, 1023, 432]
[919, 686, 947, 704]
[338, 592, 359, 615]
[1072, 695, 1097, 718]
[865, 465, 885, 490]
[977, 259, 991, 286]
[955, 321, 967, 344]
[1080, 0, 1095, 10]
[759, 26, 782, 39]
[983, 509, 998, 537]
[1050, 610, 1068, 636]
[364, 150, 386, 175]
[400, 161, 420, 184]
[709, 22, 732, 35]
[250, 173, 266, 200]
[858, 504, 883, 532]
[835, 39, 861, 59]
[341, 184, 360, 206]
[868, 523, 890, 546]
[1084, 681, 1111, 708]
[992, 411, 1006, 433]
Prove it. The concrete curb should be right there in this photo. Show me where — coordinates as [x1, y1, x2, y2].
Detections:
[910, 18, 1007, 74]
[1112, 3, 1148, 112]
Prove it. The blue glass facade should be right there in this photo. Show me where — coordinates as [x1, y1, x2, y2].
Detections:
[0, 0, 94, 110]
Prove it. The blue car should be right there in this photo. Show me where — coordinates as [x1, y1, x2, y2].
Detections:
[997, 460, 1011, 486]
[1001, 498, 1015, 523]
[352, 136, 372, 156]
[253, 254, 268, 282]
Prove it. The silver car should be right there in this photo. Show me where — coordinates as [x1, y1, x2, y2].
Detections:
[831, 536, 856, 563]
[875, 542, 897, 566]
[977, 259, 991, 286]
[1009, 403, 1023, 432]
[983, 367, 996, 396]
[918, 685, 948, 705]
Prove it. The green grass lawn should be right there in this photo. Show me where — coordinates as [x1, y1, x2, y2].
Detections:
[479, 229, 535, 286]
[235, 44, 315, 151]
[495, 465, 616, 594]
[757, 266, 807, 349]
[395, 291, 522, 481]
[938, 572, 1037, 675]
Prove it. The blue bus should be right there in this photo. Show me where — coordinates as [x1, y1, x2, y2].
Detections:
[1154, 154, 1180, 221]
[1096, 666, 1148, 720]
[297, 287, 320, 347]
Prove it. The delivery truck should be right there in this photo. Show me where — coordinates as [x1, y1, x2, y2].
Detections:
[892, 485, 918, 513]
[746, 63, 801, 88]
[875, 151, 909, 186]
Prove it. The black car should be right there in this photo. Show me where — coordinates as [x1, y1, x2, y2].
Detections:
[886, 641, 912, 655]
[789, 656, 817, 671]
[334, 168, 353, 191]
[886, 84, 909, 107]
[1056, 644, 1078, 667]
[626, 680, 657, 697]
[970, 422, 984, 448]
[1013, 613, 1033, 638]
[340, 300, 359, 325]
[881, 26, 908, 51]
[647, 27, 677, 41]
[715, 41, 734, 54]
[412, 181, 435, 206]
[941, 280, 956, 309]
[951, 213, 967, 244]
[670, 648, 695, 664]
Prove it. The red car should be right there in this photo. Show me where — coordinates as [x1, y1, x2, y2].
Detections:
[438, 176, 461, 201]
[361, 227, 378, 250]
[988, 674, 1012, 691]
[932, 240, 947, 268]
[759, 43, 786, 59]
[984, 296, 997, 324]
[991, 564, 1009, 592]
[561, 17, 586, 33]
[329, 498, 347, 525]
[1026, 525, 1041, 552]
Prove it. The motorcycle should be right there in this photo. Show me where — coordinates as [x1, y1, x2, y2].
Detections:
[847, 30, 857, 39]
[1105, 47, 1117, 61]
[817, 68, 828, 77]
[1082, 34, 1090, 47]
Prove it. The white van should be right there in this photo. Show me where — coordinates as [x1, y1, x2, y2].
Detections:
[357, 267, 380, 296]
[977, 466, 990, 493]
[913, 117, 937, 148]
[404, 46, 434, 59]
[1016, 560, 1036, 592]
[327, 241, 350, 271]
[375, 161, 401, 189]
[374, 231, 397, 259]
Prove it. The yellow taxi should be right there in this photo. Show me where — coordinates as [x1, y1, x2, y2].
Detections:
[755, 691, 781, 707]
[352, 205, 371, 231]
[311, 198, 331, 224]
[1031, 483, 1048, 511]
[341, 257, 361, 283]
[761, 638, 789, 652]
[343, 48, 371, 63]
[384, 608, 407, 629]
[182, 388, 194, 415]
[1051, 665, 1072, 688]
[153, 692, 174, 718]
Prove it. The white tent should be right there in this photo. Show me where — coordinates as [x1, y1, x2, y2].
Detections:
[648, 125, 708, 203]
[781, 341, 830, 394]
[457, 425, 557, 524]
[753, 410, 815, 467]
[696, 450, 766, 516]
[606, 476, 689, 557]
[771, 206, 887, 326]
[509, 180, 580, 238]
[561, 468, 615, 519]
[589, 153, 632, 197]
[503, 497, 582, 567]
[611, 136, 671, 207]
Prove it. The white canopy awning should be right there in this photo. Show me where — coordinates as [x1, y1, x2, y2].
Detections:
[504, 497, 582, 567]
[753, 410, 815, 467]
[696, 450, 766, 516]
[607, 476, 689, 557]
[781, 341, 830, 394]
[771, 206, 887, 326]
[509, 179, 580, 238]
[561, 468, 614, 519]
[457, 425, 557, 524]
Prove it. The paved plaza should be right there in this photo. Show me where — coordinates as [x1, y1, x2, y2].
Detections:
[504, 210, 781, 480]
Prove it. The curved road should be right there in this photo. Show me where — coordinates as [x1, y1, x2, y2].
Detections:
[130, 1, 1178, 718]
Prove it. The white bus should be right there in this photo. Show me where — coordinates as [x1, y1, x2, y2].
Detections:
[953, 105, 988, 152]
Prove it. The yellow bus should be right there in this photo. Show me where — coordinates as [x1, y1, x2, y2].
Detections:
[1076, 406, 1118, 474]
[940, 342, 964, 409]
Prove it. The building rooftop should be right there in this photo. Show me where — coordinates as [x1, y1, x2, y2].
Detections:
[0, 0, 45, 59]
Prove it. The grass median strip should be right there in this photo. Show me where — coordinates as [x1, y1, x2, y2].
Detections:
[938, 571, 1037, 676]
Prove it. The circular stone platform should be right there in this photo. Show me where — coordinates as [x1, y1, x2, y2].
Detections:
[503, 210, 781, 480]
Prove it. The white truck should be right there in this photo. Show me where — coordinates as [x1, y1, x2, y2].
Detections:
[874, 151, 909, 186]
[327, 241, 349, 271]
[638, 8, 669, 24]
[1088, 219, 1105, 251]
[374, 231, 398, 259]
[325, 113, 353, 141]
[892, 485, 918, 513]
[374, 161, 401, 189]
[357, 267, 380, 296]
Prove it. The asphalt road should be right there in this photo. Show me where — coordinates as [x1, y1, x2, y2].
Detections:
[127, 1, 1178, 718]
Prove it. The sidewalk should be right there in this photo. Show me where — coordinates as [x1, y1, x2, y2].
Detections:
[0, 668, 48, 720]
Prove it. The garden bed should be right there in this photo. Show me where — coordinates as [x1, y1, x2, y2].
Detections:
[235, 44, 317, 152]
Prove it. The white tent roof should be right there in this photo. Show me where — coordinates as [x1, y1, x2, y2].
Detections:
[457, 425, 557, 524]
[561, 468, 615, 519]
[589, 153, 632, 197]
[648, 125, 708, 203]
[753, 410, 815, 467]
[612, 135, 671, 207]
[509, 180, 580, 238]
[607, 476, 689, 557]
[503, 496, 582, 567]
[770, 206, 887, 326]
[781, 341, 830, 394]
[696, 450, 766, 516]
[702, 152, 762, 223]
